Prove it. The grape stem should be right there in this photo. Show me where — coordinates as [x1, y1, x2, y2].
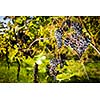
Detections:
[90, 43, 100, 55]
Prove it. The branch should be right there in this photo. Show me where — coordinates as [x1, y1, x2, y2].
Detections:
[16, 58, 20, 81]
[29, 38, 49, 48]
[17, 38, 49, 52]
[90, 43, 100, 55]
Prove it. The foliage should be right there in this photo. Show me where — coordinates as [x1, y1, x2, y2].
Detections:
[0, 16, 100, 83]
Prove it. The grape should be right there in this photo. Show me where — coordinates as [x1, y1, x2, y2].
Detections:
[71, 22, 82, 35]
[64, 38, 70, 46]
[64, 31, 91, 57]
[70, 43, 76, 48]
[72, 35, 91, 57]
[48, 58, 63, 78]
[55, 28, 63, 48]
[57, 59, 62, 64]
[49, 66, 57, 77]
[50, 58, 62, 67]
[50, 58, 58, 67]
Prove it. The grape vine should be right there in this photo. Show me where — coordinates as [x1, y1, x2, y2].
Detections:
[48, 17, 93, 81]
[0, 16, 100, 83]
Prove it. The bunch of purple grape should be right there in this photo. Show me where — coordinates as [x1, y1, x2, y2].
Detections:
[48, 58, 61, 78]
[54, 19, 91, 57]
[54, 28, 63, 48]
[64, 33, 91, 57]
[64, 21, 91, 57]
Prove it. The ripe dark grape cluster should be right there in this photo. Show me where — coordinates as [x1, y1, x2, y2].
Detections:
[54, 28, 63, 48]
[48, 66, 58, 77]
[64, 33, 91, 57]
[48, 58, 62, 77]
[64, 20, 90, 57]
[55, 19, 91, 57]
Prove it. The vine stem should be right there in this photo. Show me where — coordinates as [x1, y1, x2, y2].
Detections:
[29, 38, 49, 49]
[18, 37, 49, 51]
[81, 62, 90, 80]
[6, 46, 10, 70]
[16, 58, 20, 81]
[33, 63, 38, 83]
[90, 43, 100, 55]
